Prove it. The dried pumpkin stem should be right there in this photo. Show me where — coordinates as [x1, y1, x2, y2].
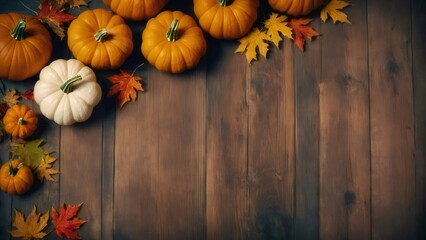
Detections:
[218, 0, 232, 6]
[8, 160, 15, 176]
[166, 19, 180, 42]
[18, 117, 26, 125]
[10, 18, 26, 40]
[60, 75, 83, 94]
[94, 28, 108, 43]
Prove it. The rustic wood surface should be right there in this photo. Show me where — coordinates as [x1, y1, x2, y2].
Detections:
[0, 0, 425, 239]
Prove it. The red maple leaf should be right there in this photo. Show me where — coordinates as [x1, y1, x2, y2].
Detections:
[21, 89, 34, 101]
[51, 203, 86, 239]
[107, 66, 145, 109]
[289, 18, 320, 52]
[36, 0, 76, 39]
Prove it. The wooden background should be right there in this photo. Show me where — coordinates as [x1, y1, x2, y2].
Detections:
[1, 0, 425, 239]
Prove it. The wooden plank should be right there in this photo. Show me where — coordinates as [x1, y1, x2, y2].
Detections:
[247, 40, 294, 239]
[368, 0, 416, 239]
[113, 63, 206, 239]
[59, 110, 104, 239]
[206, 39, 250, 239]
[293, 20, 321, 240]
[412, 0, 426, 238]
[319, 1, 370, 239]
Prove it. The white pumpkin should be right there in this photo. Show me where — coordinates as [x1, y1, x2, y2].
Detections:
[34, 59, 102, 125]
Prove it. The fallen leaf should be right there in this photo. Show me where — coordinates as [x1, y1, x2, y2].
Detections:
[11, 139, 49, 170]
[235, 28, 270, 63]
[68, 0, 89, 8]
[320, 0, 351, 24]
[21, 89, 34, 101]
[52, 203, 87, 239]
[107, 67, 145, 109]
[289, 18, 320, 52]
[9, 206, 49, 240]
[35, 155, 60, 182]
[36, 0, 76, 39]
[263, 13, 293, 47]
[3, 88, 20, 107]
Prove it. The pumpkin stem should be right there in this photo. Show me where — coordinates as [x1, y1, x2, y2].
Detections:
[10, 18, 26, 40]
[94, 28, 108, 43]
[18, 117, 26, 125]
[166, 19, 180, 42]
[218, 0, 232, 7]
[60, 75, 83, 94]
[8, 160, 15, 177]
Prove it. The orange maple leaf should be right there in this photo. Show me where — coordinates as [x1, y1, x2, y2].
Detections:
[107, 66, 145, 109]
[289, 18, 320, 52]
[51, 203, 86, 239]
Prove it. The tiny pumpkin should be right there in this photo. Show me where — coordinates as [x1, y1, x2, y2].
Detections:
[67, 8, 133, 70]
[34, 59, 102, 125]
[3, 104, 38, 139]
[268, 0, 324, 16]
[0, 13, 52, 81]
[103, 0, 169, 21]
[193, 0, 259, 40]
[0, 160, 34, 195]
[141, 11, 207, 73]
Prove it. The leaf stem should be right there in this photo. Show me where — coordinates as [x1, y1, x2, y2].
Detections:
[131, 63, 145, 76]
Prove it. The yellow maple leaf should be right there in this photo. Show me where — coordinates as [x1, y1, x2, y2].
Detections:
[236, 28, 269, 63]
[35, 155, 60, 182]
[320, 0, 351, 24]
[3, 88, 20, 107]
[263, 13, 293, 47]
[9, 206, 49, 240]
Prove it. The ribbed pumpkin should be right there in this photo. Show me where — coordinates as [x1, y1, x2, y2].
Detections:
[0, 13, 52, 81]
[0, 160, 34, 195]
[103, 0, 168, 21]
[3, 104, 38, 139]
[141, 11, 207, 73]
[268, 0, 324, 16]
[67, 9, 133, 70]
[193, 0, 259, 40]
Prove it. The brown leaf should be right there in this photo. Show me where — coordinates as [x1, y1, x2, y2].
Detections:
[3, 88, 20, 107]
[68, 0, 88, 8]
[289, 18, 320, 52]
[107, 67, 145, 109]
[9, 206, 49, 240]
[52, 203, 86, 239]
[35, 155, 60, 182]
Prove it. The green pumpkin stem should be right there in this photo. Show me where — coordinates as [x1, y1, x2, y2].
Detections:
[94, 28, 108, 43]
[218, 0, 232, 6]
[60, 75, 83, 94]
[18, 117, 26, 125]
[10, 18, 26, 40]
[166, 19, 180, 42]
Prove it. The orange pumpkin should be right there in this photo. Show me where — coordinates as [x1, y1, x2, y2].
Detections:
[103, 0, 169, 21]
[268, 0, 324, 16]
[0, 13, 52, 81]
[193, 0, 259, 39]
[0, 160, 34, 195]
[141, 11, 207, 73]
[3, 104, 38, 139]
[67, 9, 133, 70]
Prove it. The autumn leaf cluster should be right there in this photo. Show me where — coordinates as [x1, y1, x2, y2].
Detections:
[10, 203, 86, 240]
[236, 0, 351, 63]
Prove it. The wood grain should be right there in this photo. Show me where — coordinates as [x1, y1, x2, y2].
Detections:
[368, 0, 416, 239]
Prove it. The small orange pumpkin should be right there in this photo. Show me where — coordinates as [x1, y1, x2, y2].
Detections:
[67, 9, 133, 70]
[0, 160, 34, 195]
[268, 0, 324, 16]
[3, 104, 38, 139]
[193, 0, 259, 39]
[0, 13, 52, 81]
[103, 0, 169, 21]
[141, 11, 207, 73]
